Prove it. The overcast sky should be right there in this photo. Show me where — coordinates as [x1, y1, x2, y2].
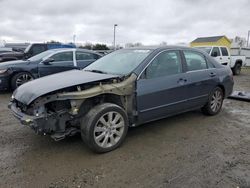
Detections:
[0, 0, 249, 46]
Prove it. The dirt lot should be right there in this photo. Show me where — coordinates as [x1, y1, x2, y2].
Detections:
[0, 69, 250, 188]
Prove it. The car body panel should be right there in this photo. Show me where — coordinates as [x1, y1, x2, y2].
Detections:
[137, 72, 189, 123]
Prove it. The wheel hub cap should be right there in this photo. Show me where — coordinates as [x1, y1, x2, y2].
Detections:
[210, 90, 222, 112]
[94, 111, 125, 148]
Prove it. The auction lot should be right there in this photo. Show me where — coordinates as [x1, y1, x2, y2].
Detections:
[0, 70, 249, 188]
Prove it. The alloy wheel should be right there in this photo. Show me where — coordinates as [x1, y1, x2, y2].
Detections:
[210, 90, 223, 112]
[16, 73, 33, 87]
[94, 111, 125, 148]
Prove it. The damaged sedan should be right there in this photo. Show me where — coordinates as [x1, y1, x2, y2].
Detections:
[9, 46, 234, 153]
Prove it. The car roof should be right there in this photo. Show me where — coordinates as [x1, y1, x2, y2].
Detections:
[123, 45, 194, 51]
[47, 48, 102, 55]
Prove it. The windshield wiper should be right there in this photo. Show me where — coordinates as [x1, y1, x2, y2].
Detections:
[85, 69, 108, 74]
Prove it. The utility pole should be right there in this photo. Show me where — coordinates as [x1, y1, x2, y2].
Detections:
[247, 30, 250, 47]
[113, 24, 118, 50]
[73, 34, 76, 44]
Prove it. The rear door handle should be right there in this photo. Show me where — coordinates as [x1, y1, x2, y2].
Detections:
[210, 72, 216, 77]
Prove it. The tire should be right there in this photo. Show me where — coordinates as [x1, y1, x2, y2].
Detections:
[11, 72, 33, 90]
[81, 103, 129, 153]
[202, 87, 224, 116]
[232, 63, 241, 75]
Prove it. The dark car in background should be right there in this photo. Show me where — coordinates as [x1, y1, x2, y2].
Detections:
[0, 43, 76, 62]
[9, 46, 234, 153]
[0, 48, 102, 90]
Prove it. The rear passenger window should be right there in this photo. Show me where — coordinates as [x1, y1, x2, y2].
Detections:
[221, 47, 229, 56]
[207, 60, 215, 68]
[76, 52, 96, 60]
[51, 51, 73, 62]
[145, 51, 182, 79]
[183, 51, 207, 71]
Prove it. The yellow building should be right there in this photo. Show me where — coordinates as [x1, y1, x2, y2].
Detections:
[190, 35, 232, 48]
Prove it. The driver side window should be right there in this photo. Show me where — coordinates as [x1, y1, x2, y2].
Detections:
[143, 51, 182, 79]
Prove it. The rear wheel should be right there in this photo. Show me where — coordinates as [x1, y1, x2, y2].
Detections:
[11, 72, 33, 90]
[232, 63, 241, 75]
[202, 87, 224, 116]
[81, 103, 128, 153]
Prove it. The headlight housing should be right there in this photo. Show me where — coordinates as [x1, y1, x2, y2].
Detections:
[0, 69, 8, 74]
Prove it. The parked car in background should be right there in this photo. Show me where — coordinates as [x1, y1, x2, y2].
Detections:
[0, 48, 102, 90]
[0, 43, 76, 62]
[9, 46, 234, 153]
[195, 46, 246, 75]
[0, 50, 24, 62]
[0, 47, 13, 53]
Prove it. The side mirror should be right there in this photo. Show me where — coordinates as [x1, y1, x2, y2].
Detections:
[212, 51, 218, 57]
[42, 58, 54, 65]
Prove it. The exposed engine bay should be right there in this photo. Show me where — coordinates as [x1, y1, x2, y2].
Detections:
[9, 74, 137, 141]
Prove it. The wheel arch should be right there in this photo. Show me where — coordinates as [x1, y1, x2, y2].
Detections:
[78, 94, 126, 115]
[217, 84, 225, 98]
[235, 59, 242, 66]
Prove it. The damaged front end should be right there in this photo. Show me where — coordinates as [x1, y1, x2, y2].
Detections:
[9, 73, 136, 141]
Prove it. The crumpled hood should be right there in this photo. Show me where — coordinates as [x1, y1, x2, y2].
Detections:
[13, 70, 118, 105]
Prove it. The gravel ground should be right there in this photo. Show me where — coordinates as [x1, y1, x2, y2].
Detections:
[0, 69, 250, 188]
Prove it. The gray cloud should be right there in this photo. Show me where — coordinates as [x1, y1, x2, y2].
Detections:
[0, 0, 249, 45]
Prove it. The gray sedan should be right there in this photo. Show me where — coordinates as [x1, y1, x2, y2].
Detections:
[9, 46, 234, 153]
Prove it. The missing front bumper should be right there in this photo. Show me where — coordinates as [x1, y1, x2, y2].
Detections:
[8, 102, 74, 137]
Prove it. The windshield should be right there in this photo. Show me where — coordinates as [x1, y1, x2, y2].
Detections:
[195, 47, 212, 54]
[85, 49, 152, 75]
[28, 50, 54, 61]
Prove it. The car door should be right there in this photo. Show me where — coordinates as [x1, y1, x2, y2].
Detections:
[38, 51, 75, 77]
[136, 50, 189, 123]
[220, 47, 231, 67]
[182, 50, 219, 108]
[211, 47, 222, 64]
[76, 51, 100, 69]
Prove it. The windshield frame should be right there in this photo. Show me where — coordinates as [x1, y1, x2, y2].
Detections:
[24, 44, 32, 54]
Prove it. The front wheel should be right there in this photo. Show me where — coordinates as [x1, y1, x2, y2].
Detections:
[202, 87, 224, 116]
[11, 72, 33, 90]
[81, 103, 128, 153]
